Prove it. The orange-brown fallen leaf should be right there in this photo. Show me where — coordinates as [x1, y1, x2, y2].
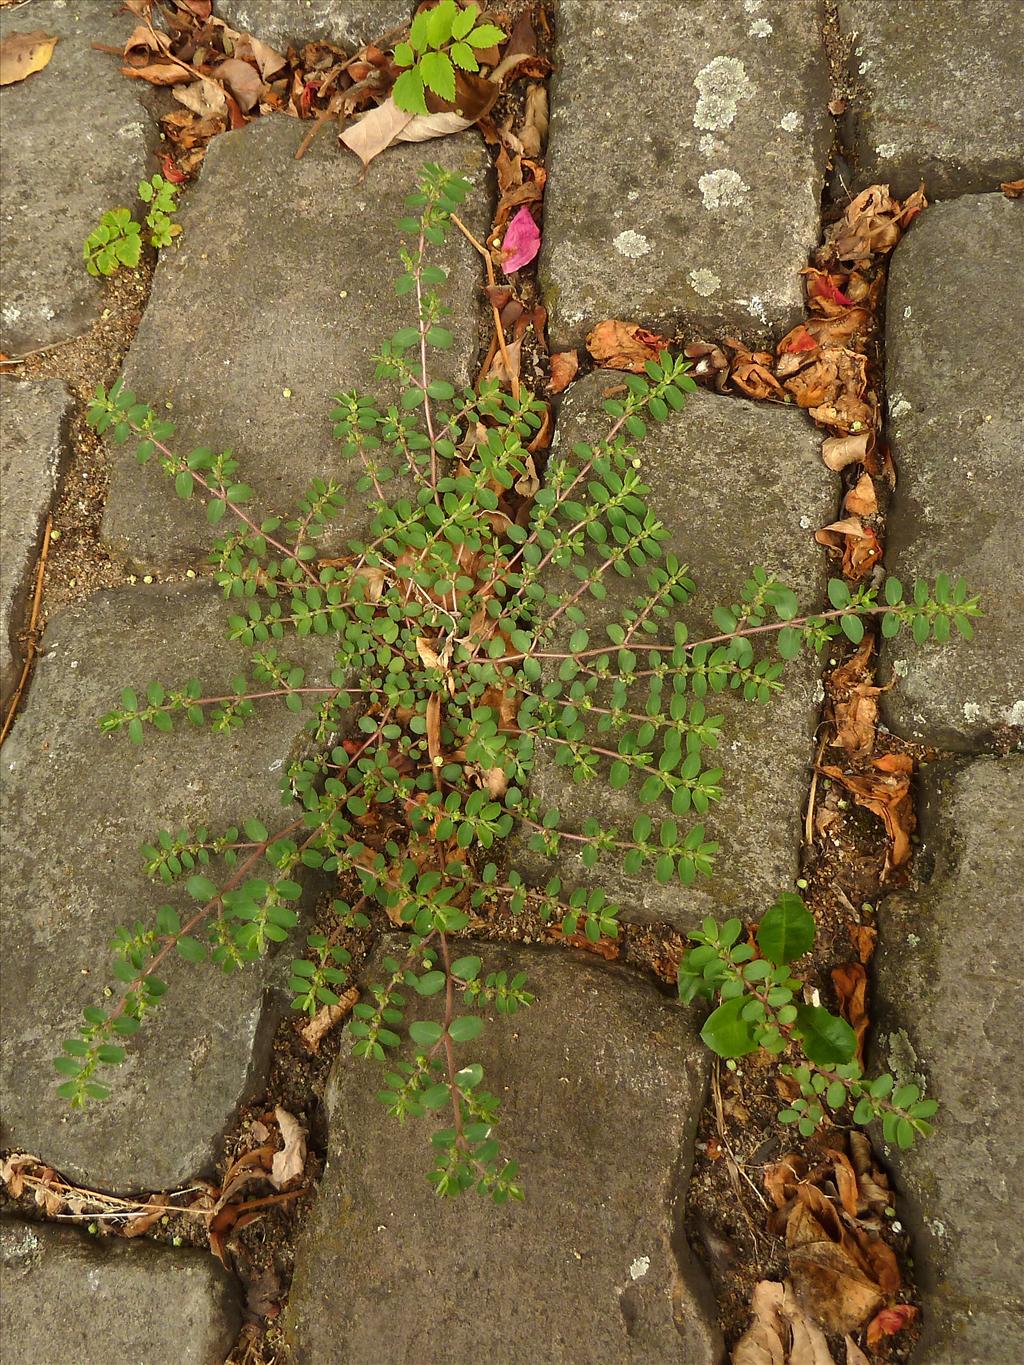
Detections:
[0, 30, 58, 85]
[544, 924, 620, 959]
[832, 962, 869, 1063]
[1001, 178, 1024, 198]
[547, 349, 579, 393]
[586, 319, 670, 373]
[814, 517, 882, 580]
[844, 472, 877, 518]
[821, 752, 914, 873]
[848, 923, 877, 964]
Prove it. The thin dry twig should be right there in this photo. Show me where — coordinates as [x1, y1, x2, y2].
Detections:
[450, 213, 520, 401]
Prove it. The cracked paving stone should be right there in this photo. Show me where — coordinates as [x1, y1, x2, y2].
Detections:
[838, 0, 1024, 198]
[283, 935, 723, 1364]
[879, 195, 1024, 748]
[101, 120, 490, 573]
[540, 0, 831, 348]
[510, 374, 836, 931]
[0, 2, 155, 355]
[0, 583, 324, 1191]
[0, 378, 70, 709]
[1, 1219, 240, 1365]
[871, 756, 1024, 1364]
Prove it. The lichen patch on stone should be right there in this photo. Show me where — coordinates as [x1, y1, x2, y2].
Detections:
[613, 229, 652, 259]
[698, 167, 750, 211]
[693, 56, 753, 132]
[688, 268, 721, 297]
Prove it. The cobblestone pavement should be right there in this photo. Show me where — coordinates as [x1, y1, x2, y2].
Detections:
[1, 2, 1021, 1361]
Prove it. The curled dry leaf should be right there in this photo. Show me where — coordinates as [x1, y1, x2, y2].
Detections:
[822, 432, 869, 472]
[270, 1106, 306, 1190]
[848, 923, 877, 965]
[1001, 178, 1024, 198]
[848, 1132, 891, 1215]
[814, 517, 882, 580]
[831, 962, 869, 1062]
[786, 1194, 883, 1335]
[822, 752, 914, 871]
[732, 1279, 838, 1365]
[587, 319, 670, 373]
[217, 57, 262, 113]
[174, 76, 229, 118]
[547, 349, 579, 393]
[121, 1193, 166, 1239]
[0, 29, 58, 86]
[844, 472, 877, 518]
[520, 83, 548, 158]
[340, 97, 414, 166]
[299, 986, 359, 1052]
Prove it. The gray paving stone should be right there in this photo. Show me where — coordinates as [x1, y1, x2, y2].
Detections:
[101, 119, 490, 572]
[0, 3, 155, 354]
[511, 374, 835, 930]
[879, 196, 1024, 749]
[540, 0, 831, 349]
[838, 1, 1024, 198]
[0, 583, 321, 1191]
[217, 1, 412, 49]
[284, 935, 722, 1364]
[1, 1218, 239, 1365]
[871, 756, 1024, 1364]
[0, 378, 70, 709]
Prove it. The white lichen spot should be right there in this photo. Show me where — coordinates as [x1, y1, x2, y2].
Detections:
[693, 56, 753, 131]
[889, 397, 912, 420]
[744, 294, 769, 324]
[858, 60, 872, 74]
[907, 933, 920, 947]
[892, 659, 909, 679]
[962, 701, 982, 724]
[903, 305, 913, 319]
[2, 305, 22, 326]
[613, 229, 652, 259]
[749, 19, 773, 37]
[698, 167, 749, 211]
[744, 0, 762, 11]
[698, 133, 723, 157]
[626, 189, 640, 202]
[926, 1218, 948, 1239]
[629, 1255, 651, 1280]
[799, 515, 812, 529]
[688, 268, 721, 297]
[876, 142, 898, 158]
[780, 111, 803, 133]
[1003, 699, 1024, 727]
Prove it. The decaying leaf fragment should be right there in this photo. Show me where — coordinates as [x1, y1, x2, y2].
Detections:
[821, 752, 914, 872]
[732, 1279, 838, 1364]
[0, 30, 58, 86]
[270, 1106, 307, 1190]
[587, 319, 670, 372]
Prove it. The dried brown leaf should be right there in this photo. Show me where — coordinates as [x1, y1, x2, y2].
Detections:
[787, 1201, 883, 1335]
[270, 1106, 306, 1190]
[831, 963, 869, 1062]
[821, 432, 869, 472]
[299, 987, 359, 1053]
[216, 56, 261, 112]
[844, 472, 877, 517]
[339, 97, 414, 167]
[174, 75, 228, 116]
[1001, 177, 1024, 198]
[586, 319, 670, 373]
[0, 29, 58, 85]
[547, 349, 579, 393]
[520, 83, 548, 158]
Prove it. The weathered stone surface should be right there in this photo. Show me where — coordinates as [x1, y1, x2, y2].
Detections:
[217, 1, 412, 49]
[879, 196, 1024, 748]
[838, 1, 1024, 198]
[1, 1219, 240, 1364]
[0, 583, 320, 1190]
[541, 1, 831, 348]
[871, 757, 1024, 1363]
[0, 379, 70, 709]
[101, 120, 489, 572]
[284, 936, 722, 1364]
[0, 3, 154, 354]
[511, 374, 835, 930]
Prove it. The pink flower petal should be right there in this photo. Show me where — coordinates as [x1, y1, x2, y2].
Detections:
[501, 205, 541, 274]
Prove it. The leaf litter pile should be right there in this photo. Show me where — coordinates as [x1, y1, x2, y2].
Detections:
[0, 0, 976, 1358]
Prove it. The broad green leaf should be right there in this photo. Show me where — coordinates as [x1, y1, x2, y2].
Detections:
[794, 1004, 856, 1066]
[700, 996, 759, 1058]
[756, 894, 815, 964]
